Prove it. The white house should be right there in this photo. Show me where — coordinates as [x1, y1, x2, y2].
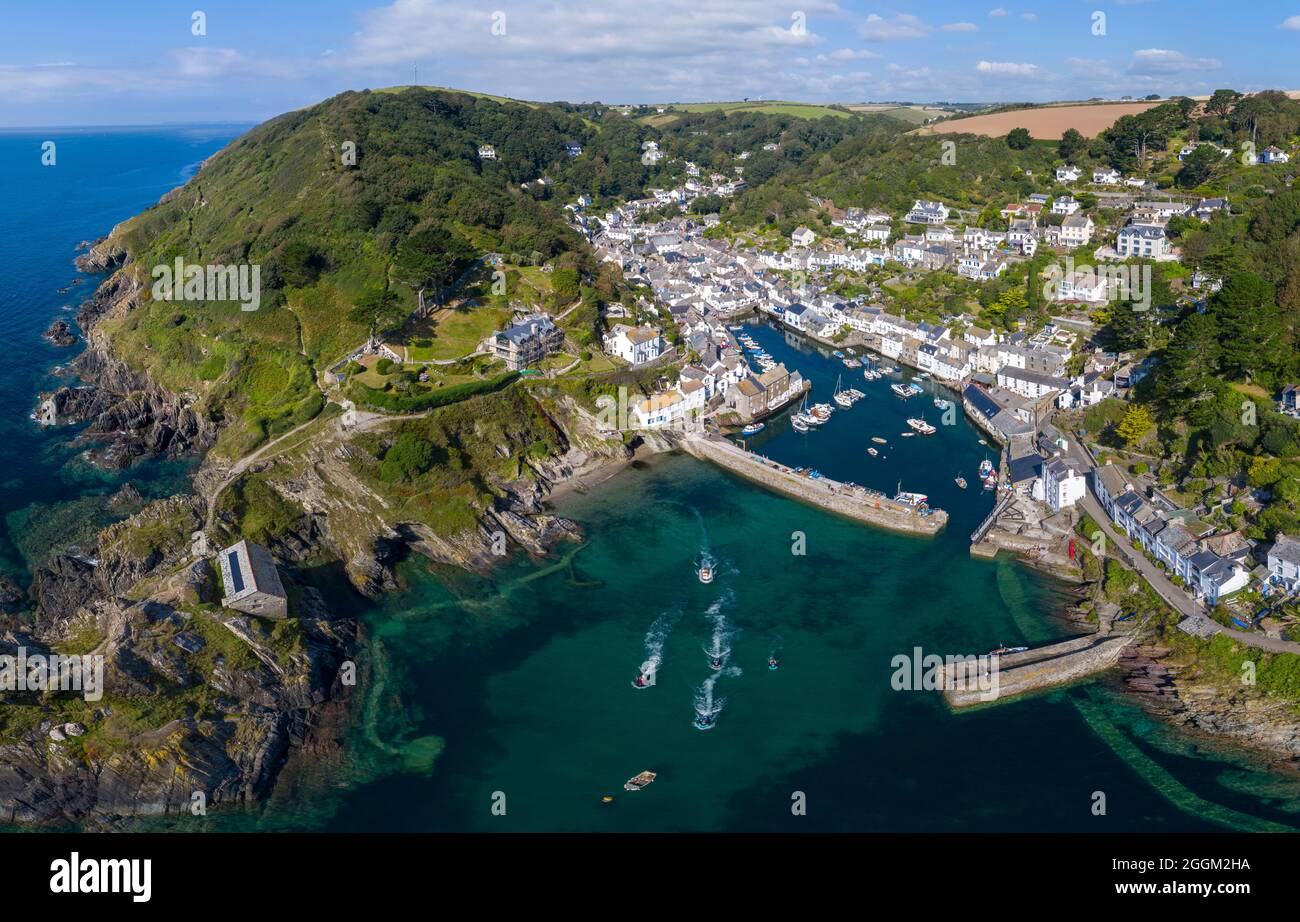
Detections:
[996, 366, 1069, 400]
[1056, 269, 1108, 304]
[604, 324, 666, 366]
[905, 200, 950, 225]
[1261, 145, 1291, 165]
[1039, 458, 1087, 512]
[1267, 535, 1300, 593]
[1055, 165, 1082, 183]
[791, 226, 817, 247]
[1092, 168, 1122, 185]
[1060, 214, 1095, 248]
[1051, 196, 1081, 216]
[477, 144, 497, 160]
[1116, 224, 1171, 259]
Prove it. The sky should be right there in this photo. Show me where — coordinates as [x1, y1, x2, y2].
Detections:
[1, 0, 1298, 127]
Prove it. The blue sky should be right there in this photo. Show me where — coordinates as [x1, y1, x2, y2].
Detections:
[2, 0, 1298, 126]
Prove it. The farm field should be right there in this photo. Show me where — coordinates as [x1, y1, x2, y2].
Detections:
[845, 103, 954, 124]
[916, 101, 1164, 139]
[661, 100, 852, 119]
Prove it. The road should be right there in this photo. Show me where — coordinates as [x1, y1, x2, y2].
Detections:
[1058, 425, 1300, 655]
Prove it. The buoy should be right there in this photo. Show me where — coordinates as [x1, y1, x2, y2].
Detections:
[601, 795, 614, 804]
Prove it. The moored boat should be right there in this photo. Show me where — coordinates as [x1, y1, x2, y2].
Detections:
[906, 418, 936, 435]
[955, 476, 967, 489]
[867, 447, 878, 456]
[624, 770, 657, 791]
[871, 436, 888, 444]
[741, 422, 765, 435]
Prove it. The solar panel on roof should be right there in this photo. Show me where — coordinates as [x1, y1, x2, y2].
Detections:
[227, 551, 245, 593]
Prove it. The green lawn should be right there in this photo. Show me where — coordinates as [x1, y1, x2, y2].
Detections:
[403, 305, 512, 361]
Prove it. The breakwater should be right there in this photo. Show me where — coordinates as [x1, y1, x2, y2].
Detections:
[682, 435, 947, 536]
[939, 633, 1132, 707]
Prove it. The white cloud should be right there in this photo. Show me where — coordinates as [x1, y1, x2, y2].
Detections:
[1022, 12, 1039, 22]
[988, 7, 1010, 17]
[1281, 15, 1300, 30]
[860, 13, 932, 41]
[977, 60, 1038, 75]
[941, 22, 979, 33]
[1128, 48, 1222, 75]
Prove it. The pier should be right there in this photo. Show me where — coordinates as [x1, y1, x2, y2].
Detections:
[682, 435, 947, 536]
[938, 633, 1133, 708]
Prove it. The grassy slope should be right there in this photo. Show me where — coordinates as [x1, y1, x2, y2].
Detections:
[100, 88, 592, 460]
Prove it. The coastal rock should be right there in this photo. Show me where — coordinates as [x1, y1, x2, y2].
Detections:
[43, 320, 77, 347]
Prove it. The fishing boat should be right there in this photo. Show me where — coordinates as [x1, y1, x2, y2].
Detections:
[741, 422, 765, 435]
[871, 436, 888, 444]
[954, 476, 967, 489]
[989, 644, 1028, 656]
[867, 447, 878, 457]
[978, 459, 994, 477]
[810, 403, 833, 421]
[698, 565, 714, 584]
[906, 418, 936, 435]
[624, 770, 657, 791]
[632, 671, 653, 689]
[693, 714, 715, 731]
[768, 657, 780, 671]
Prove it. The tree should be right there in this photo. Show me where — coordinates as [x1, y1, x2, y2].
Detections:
[1177, 144, 1221, 188]
[1154, 311, 1220, 416]
[1117, 404, 1155, 445]
[1058, 128, 1086, 162]
[1006, 128, 1033, 150]
[394, 225, 477, 306]
[1210, 272, 1284, 381]
[379, 433, 436, 482]
[1206, 89, 1242, 119]
[347, 282, 405, 336]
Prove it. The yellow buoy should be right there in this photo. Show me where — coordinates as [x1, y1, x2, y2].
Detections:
[601, 795, 614, 804]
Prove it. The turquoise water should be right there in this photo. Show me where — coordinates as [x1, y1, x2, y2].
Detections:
[6, 128, 1300, 833]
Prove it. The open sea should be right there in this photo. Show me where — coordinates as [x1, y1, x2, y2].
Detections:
[4, 127, 1300, 833]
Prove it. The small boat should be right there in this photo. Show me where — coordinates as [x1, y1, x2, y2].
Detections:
[978, 459, 994, 477]
[810, 403, 833, 420]
[989, 645, 1028, 656]
[906, 418, 936, 435]
[894, 488, 928, 507]
[871, 437, 888, 444]
[698, 566, 714, 584]
[632, 672, 653, 689]
[833, 350, 845, 358]
[834, 392, 853, 408]
[978, 438, 988, 446]
[768, 657, 780, 671]
[934, 397, 950, 410]
[901, 431, 915, 437]
[624, 771, 657, 791]
[955, 476, 967, 489]
[709, 657, 723, 671]
[791, 415, 811, 432]
[694, 715, 715, 731]
[741, 423, 765, 435]
[867, 447, 878, 457]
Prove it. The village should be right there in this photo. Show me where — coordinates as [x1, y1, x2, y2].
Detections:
[537, 143, 1299, 646]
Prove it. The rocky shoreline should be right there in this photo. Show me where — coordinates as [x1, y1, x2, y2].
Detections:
[3, 232, 648, 826]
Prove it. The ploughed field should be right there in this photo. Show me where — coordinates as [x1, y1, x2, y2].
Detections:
[917, 101, 1163, 140]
